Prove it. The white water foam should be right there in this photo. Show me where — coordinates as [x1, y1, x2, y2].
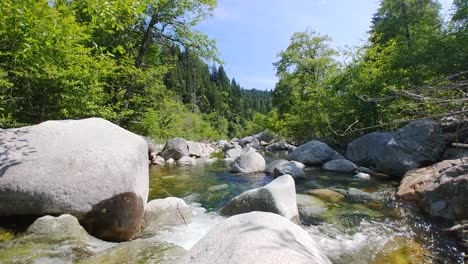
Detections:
[306, 220, 413, 263]
[154, 203, 226, 250]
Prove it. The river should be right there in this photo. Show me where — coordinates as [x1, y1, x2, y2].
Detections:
[149, 151, 465, 263]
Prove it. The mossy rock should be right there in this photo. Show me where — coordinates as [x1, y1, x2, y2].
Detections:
[372, 238, 432, 264]
[0, 228, 15, 242]
[307, 189, 344, 203]
[80, 239, 186, 264]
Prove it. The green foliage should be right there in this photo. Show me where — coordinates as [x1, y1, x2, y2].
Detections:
[264, 0, 467, 143]
[0, 0, 272, 142]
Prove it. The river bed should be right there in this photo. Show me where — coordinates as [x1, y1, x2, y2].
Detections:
[149, 151, 465, 263]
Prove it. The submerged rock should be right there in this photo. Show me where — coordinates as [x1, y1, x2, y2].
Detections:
[229, 148, 266, 174]
[183, 212, 331, 264]
[0, 118, 148, 242]
[144, 198, 192, 228]
[288, 140, 342, 165]
[307, 189, 344, 203]
[371, 238, 432, 264]
[396, 158, 468, 221]
[322, 159, 358, 173]
[207, 184, 229, 192]
[220, 175, 299, 221]
[296, 194, 329, 224]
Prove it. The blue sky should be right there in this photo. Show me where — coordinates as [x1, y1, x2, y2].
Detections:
[198, 0, 454, 91]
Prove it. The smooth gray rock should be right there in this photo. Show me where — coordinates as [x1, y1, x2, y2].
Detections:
[288, 140, 341, 165]
[224, 144, 243, 158]
[273, 162, 306, 180]
[347, 120, 447, 177]
[0, 118, 148, 242]
[239, 136, 260, 147]
[265, 159, 289, 174]
[322, 159, 358, 173]
[187, 141, 204, 157]
[183, 212, 331, 264]
[160, 138, 190, 160]
[291, 161, 306, 170]
[26, 214, 89, 240]
[347, 132, 394, 167]
[229, 148, 266, 174]
[144, 197, 192, 228]
[178, 156, 196, 166]
[221, 175, 299, 221]
[253, 131, 274, 142]
[266, 142, 295, 152]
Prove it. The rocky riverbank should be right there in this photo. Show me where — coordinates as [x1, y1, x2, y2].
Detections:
[0, 118, 466, 263]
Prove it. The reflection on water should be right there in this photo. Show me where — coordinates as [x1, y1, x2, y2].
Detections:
[149, 152, 465, 263]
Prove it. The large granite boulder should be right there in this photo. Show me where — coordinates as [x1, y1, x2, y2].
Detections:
[347, 120, 447, 177]
[288, 141, 342, 165]
[0, 118, 148, 241]
[144, 198, 192, 228]
[220, 175, 299, 221]
[229, 148, 266, 174]
[322, 159, 358, 173]
[346, 132, 394, 167]
[160, 138, 190, 160]
[396, 158, 468, 221]
[183, 212, 331, 264]
[187, 141, 204, 157]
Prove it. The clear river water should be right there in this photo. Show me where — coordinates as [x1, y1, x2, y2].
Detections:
[149, 151, 465, 264]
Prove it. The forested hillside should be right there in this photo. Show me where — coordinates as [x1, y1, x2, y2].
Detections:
[0, 0, 271, 142]
[260, 0, 467, 142]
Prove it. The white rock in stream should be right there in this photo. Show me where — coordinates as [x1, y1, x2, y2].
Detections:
[144, 198, 192, 228]
[220, 175, 299, 221]
[183, 212, 332, 264]
[229, 148, 266, 174]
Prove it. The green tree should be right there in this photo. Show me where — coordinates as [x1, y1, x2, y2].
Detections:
[272, 30, 339, 140]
